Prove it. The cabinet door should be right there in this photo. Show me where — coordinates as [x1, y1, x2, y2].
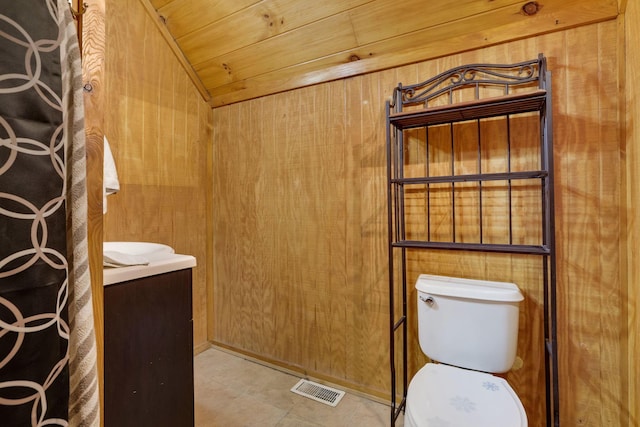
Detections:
[104, 269, 194, 427]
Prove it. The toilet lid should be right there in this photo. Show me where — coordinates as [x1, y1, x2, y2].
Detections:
[405, 363, 527, 427]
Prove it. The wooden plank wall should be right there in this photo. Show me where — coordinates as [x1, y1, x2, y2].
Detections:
[102, 0, 213, 350]
[212, 20, 631, 426]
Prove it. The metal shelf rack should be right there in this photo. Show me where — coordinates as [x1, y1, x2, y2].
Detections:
[385, 54, 559, 426]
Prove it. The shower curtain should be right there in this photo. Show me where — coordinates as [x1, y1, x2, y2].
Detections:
[0, 1, 100, 426]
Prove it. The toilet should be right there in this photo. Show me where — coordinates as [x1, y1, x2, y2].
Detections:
[404, 274, 528, 427]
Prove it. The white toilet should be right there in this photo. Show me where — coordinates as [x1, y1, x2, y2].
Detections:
[404, 274, 528, 427]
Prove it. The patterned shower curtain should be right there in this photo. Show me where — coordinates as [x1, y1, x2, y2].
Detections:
[0, 1, 99, 426]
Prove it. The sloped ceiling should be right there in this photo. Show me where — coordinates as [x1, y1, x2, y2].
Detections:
[143, 0, 619, 107]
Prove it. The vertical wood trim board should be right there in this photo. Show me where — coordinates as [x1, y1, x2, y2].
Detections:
[624, 1, 640, 426]
[211, 20, 629, 426]
[81, 0, 105, 423]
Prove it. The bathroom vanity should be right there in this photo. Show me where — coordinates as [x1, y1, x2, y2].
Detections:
[103, 244, 196, 427]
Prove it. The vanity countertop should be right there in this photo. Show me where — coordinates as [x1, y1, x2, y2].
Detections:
[103, 242, 196, 286]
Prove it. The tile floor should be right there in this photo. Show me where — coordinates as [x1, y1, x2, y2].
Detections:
[194, 347, 404, 427]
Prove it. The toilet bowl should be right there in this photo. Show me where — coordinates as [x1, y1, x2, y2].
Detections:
[404, 363, 527, 427]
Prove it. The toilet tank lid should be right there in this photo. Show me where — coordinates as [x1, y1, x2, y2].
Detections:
[415, 274, 524, 302]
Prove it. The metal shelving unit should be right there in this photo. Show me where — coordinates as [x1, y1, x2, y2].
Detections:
[386, 54, 559, 426]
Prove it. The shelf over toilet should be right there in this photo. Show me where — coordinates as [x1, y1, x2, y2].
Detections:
[385, 54, 558, 427]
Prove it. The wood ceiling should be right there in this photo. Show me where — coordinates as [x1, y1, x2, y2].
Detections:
[144, 0, 619, 107]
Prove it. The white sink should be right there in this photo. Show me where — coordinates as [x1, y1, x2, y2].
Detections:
[103, 241, 196, 286]
[104, 241, 175, 262]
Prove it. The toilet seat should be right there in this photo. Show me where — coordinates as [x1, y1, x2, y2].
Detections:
[404, 363, 527, 427]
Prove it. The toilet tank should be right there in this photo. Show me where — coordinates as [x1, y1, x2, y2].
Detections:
[416, 274, 524, 373]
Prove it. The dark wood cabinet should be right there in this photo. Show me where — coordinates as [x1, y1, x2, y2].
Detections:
[104, 268, 194, 427]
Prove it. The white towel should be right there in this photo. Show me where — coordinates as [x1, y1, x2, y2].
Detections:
[103, 135, 120, 213]
[103, 250, 150, 268]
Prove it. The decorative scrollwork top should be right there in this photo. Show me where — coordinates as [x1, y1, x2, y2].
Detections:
[391, 55, 546, 110]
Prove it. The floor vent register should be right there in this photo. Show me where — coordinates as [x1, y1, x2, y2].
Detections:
[290, 379, 345, 407]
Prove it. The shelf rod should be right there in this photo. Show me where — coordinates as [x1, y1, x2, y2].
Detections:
[392, 316, 406, 331]
[392, 240, 550, 255]
[391, 170, 547, 185]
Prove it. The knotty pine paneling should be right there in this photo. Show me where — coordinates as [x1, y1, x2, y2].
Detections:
[172, 0, 370, 63]
[153, 0, 261, 39]
[147, 0, 618, 107]
[103, 0, 213, 350]
[212, 20, 630, 426]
